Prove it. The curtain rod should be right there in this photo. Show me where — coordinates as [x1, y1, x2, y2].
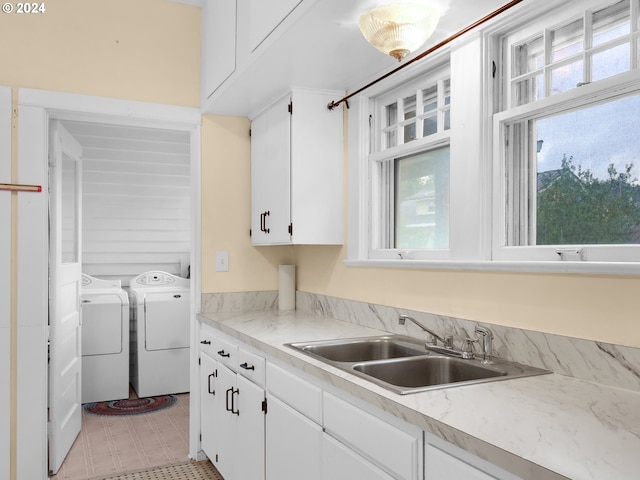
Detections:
[327, 0, 524, 110]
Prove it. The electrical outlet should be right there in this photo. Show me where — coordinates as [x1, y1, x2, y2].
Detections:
[215, 250, 229, 272]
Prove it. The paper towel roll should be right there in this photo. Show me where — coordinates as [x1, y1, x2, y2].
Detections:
[278, 265, 296, 311]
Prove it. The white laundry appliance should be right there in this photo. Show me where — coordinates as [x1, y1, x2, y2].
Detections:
[80, 273, 130, 403]
[128, 271, 190, 398]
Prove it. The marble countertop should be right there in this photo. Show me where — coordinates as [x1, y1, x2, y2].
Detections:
[198, 309, 640, 480]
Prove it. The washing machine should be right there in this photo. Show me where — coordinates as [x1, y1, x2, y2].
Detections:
[128, 271, 190, 398]
[80, 273, 130, 403]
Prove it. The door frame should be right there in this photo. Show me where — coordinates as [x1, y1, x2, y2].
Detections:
[15, 88, 201, 479]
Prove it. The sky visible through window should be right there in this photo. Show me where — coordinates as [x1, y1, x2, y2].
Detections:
[536, 94, 640, 183]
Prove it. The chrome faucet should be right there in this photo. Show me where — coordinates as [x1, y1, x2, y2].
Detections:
[474, 325, 493, 364]
[398, 315, 453, 349]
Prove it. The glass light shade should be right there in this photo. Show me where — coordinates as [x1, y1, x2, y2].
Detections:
[358, 3, 441, 61]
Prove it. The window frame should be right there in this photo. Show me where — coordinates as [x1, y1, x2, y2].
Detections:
[346, 0, 640, 275]
[368, 65, 453, 261]
[493, 0, 640, 267]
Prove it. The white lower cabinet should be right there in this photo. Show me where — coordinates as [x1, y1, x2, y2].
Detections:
[200, 323, 520, 480]
[199, 329, 266, 480]
[265, 393, 322, 480]
[321, 434, 395, 480]
[199, 351, 218, 462]
[424, 434, 522, 480]
[323, 392, 421, 480]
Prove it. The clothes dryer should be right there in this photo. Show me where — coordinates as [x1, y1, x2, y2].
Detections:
[128, 271, 190, 397]
[80, 274, 130, 403]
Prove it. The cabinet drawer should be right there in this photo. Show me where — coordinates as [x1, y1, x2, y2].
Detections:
[237, 348, 266, 388]
[266, 362, 322, 424]
[199, 325, 217, 357]
[215, 337, 238, 371]
[323, 392, 419, 480]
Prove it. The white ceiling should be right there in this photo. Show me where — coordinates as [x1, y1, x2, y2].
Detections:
[204, 0, 513, 116]
[60, 120, 191, 163]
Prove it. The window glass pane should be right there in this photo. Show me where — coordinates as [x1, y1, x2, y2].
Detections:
[385, 102, 397, 127]
[534, 94, 640, 245]
[592, 0, 629, 47]
[403, 94, 417, 143]
[551, 18, 584, 62]
[403, 94, 416, 120]
[443, 109, 450, 131]
[513, 36, 544, 77]
[422, 86, 437, 113]
[394, 148, 450, 249]
[592, 42, 630, 81]
[551, 59, 583, 95]
[443, 79, 451, 106]
[423, 114, 437, 137]
[386, 129, 398, 149]
[404, 123, 416, 143]
[61, 154, 78, 263]
[514, 75, 543, 105]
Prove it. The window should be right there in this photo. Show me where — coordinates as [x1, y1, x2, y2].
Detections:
[368, 67, 451, 259]
[495, 0, 640, 264]
[347, 0, 640, 273]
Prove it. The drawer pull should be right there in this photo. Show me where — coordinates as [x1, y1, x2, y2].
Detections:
[200, 340, 211, 345]
[240, 362, 255, 371]
[217, 350, 230, 358]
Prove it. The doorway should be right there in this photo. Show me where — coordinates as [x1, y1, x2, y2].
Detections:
[49, 119, 194, 477]
[14, 89, 201, 480]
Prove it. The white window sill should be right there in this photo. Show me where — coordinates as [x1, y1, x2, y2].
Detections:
[343, 258, 640, 275]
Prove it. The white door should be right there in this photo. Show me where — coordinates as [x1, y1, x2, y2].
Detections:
[215, 364, 238, 479]
[321, 434, 395, 480]
[250, 95, 292, 245]
[235, 374, 265, 480]
[48, 121, 83, 475]
[265, 394, 322, 480]
[200, 351, 218, 461]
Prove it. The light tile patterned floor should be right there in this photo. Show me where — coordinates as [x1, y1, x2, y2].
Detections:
[85, 461, 222, 480]
[50, 393, 192, 480]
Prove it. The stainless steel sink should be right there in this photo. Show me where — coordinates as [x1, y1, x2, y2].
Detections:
[286, 335, 550, 395]
[291, 335, 427, 362]
[353, 356, 505, 389]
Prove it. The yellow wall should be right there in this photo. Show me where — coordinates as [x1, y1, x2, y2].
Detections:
[294, 246, 640, 347]
[200, 115, 294, 292]
[0, 0, 200, 106]
[200, 108, 640, 347]
[2, 0, 636, 351]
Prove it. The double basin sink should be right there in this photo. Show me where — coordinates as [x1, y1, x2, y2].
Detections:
[286, 335, 550, 394]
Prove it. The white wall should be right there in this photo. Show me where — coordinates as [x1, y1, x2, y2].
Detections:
[62, 121, 192, 283]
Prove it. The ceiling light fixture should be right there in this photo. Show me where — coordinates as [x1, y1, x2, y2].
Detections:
[358, 2, 442, 62]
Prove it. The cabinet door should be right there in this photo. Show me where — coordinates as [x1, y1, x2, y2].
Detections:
[200, 352, 219, 461]
[248, 0, 302, 51]
[266, 394, 321, 480]
[235, 375, 265, 480]
[202, 0, 237, 99]
[251, 96, 292, 245]
[425, 444, 498, 480]
[215, 364, 238, 480]
[321, 434, 395, 480]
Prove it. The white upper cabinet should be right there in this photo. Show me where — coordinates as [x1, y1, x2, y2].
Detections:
[250, 89, 343, 245]
[201, 0, 310, 111]
[249, 0, 303, 52]
[201, 0, 237, 101]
